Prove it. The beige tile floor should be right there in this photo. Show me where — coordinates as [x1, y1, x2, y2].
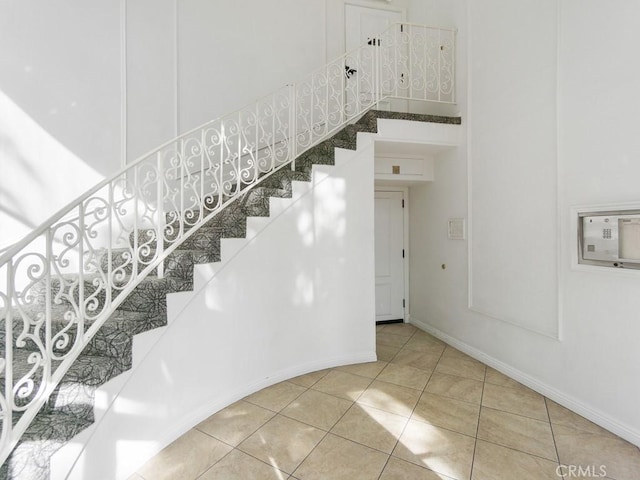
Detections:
[131, 323, 640, 480]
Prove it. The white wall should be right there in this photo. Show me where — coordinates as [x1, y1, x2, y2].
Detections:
[125, 0, 177, 161]
[0, 0, 342, 249]
[177, 0, 327, 132]
[468, 0, 558, 337]
[0, 1, 121, 249]
[55, 141, 376, 479]
[409, 0, 640, 446]
[0, 0, 122, 175]
[0, 92, 104, 250]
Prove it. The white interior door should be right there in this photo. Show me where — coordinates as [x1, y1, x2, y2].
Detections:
[344, 4, 402, 112]
[345, 4, 402, 53]
[375, 191, 405, 322]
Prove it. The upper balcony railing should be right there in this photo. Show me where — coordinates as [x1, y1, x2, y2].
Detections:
[0, 22, 455, 462]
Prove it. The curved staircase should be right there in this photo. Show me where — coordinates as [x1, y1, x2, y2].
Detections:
[0, 110, 460, 479]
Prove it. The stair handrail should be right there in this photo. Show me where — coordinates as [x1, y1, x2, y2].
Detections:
[0, 22, 456, 463]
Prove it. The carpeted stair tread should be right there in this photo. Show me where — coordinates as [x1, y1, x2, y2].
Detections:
[99, 247, 218, 279]
[0, 306, 163, 360]
[103, 310, 168, 337]
[41, 353, 128, 420]
[0, 349, 125, 394]
[117, 276, 191, 314]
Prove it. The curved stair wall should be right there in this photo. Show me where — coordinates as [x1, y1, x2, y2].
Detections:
[52, 126, 377, 480]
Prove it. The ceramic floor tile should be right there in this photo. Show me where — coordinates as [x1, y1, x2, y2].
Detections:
[244, 381, 307, 412]
[552, 422, 640, 480]
[477, 407, 557, 461]
[198, 449, 287, 480]
[377, 343, 401, 362]
[401, 339, 446, 357]
[357, 380, 422, 418]
[441, 346, 478, 363]
[311, 370, 372, 401]
[196, 400, 275, 446]
[407, 330, 444, 343]
[545, 399, 606, 434]
[390, 348, 441, 371]
[335, 360, 388, 379]
[484, 367, 523, 389]
[471, 440, 560, 480]
[377, 363, 431, 391]
[482, 382, 548, 421]
[412, 392, 480, 436]
[330, 403, 408, 454]
[377, 332, 410, 348]
[381, 323, 417, 338]
[238, 415, 325, 474]
[281, 388, 353, 431]
[136, 429, 232, 480]
[392, 419, 475, 480]
[434, 355, 486, 382]
[140, 326, 638, 480]
[379, 457, 452, 480]
[425, 372, 483, 405]
[288, 369, 330, 388]
[293, 433, 389, 480]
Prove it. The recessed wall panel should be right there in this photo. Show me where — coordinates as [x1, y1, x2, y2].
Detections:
[469, 0, 559, 336]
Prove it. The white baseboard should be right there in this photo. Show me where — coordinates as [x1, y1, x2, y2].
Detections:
[409, 318, 640, 448]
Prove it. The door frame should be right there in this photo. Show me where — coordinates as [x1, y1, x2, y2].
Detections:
[344, 0, 407, 20]
[375, 185, 410, 323]
[342, 1, 407, 53]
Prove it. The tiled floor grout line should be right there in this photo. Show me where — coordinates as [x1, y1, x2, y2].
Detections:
[281, 374, 333, 480]
[276, 341, 487, 477]
[373, 325, 418, 480]
[194, 413, 281, 479]
[375, 327, 447, 479]
[195, 381, 314, 479]
[288, 385, 363, 478]
[469, 361, 489, 480]
[545, 397, 567, 478]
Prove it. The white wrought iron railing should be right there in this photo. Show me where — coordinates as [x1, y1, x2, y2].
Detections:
[0, 22, 455, 462]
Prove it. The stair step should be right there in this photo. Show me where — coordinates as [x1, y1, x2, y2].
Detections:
[0, 349, 125, 401]
[117, 276, 191, 314]
[43, 353, 127, 418]
[97, 247, 218, 279]
[159, 184, 292, 235]
[0, 305, 166, 355]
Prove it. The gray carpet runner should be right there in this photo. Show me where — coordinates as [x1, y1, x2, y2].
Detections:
[0, 110, 460, 479]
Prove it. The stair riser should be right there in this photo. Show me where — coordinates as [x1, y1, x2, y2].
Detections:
[98, 249, 217, 280]
[130, 185, 290, 247]
[26, 273, 192, 317]
[0, 311, 164, 359]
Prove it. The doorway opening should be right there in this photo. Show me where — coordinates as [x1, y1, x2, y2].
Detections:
[375, 189, 408, 324]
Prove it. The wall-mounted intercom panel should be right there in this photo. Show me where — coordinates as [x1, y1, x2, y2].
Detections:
[579, 210, 640, 269]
